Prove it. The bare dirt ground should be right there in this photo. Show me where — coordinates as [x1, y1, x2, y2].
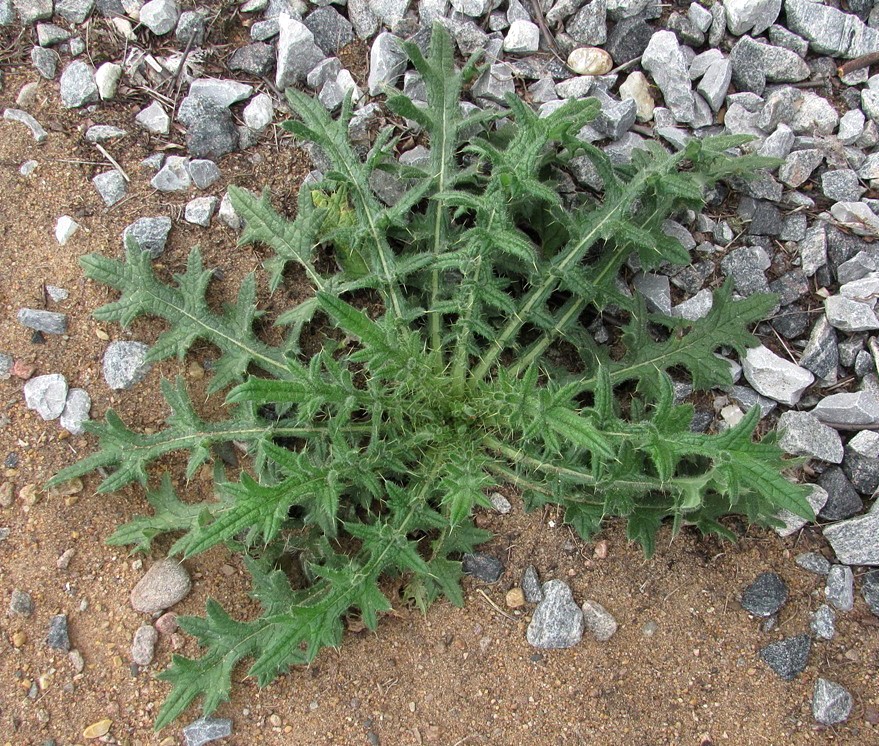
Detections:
[0, 39, 878, 746]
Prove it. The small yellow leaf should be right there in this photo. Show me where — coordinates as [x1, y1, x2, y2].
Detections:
[83, 719, 112, 739]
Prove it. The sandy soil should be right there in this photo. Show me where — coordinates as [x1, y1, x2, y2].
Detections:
[0, 31, 877, 746]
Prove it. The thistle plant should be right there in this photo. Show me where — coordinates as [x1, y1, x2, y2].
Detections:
[49, 25, 813, 729]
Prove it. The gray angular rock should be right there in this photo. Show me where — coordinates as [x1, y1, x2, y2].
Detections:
[184, 196, 219, 226]
[824, 510, 879, 565]
[139, 0, 179, 35]
[175, 9, 206, 45]
[123, 216, 172, 258]
[304, 6, 354, 55]
[522, 565, 542, 603]
[462, 552, 503, 582]
[785, 0, 879, 59]
[605, 15, 652, 65]
[276, 13, 325, 89]
[730, 36, 809, 97]
[60, 388, 91, 435]
[842, 430, 879, 494]
[795, 552, 831, 575]
[504, 18, 540, 53]
[632, 272, 671, 314]
[17, 308, 67, 335]
[243, 93, 273, 133]
[799, 317, 838, 380]
[818, 467, 863, 521]
[725, 0, 781, 36]
[799, 221, 827, 276]
[472, 62, 515, 104]
[825, 564, 854, 611]
[779, 149, 823, 188]
[46, 614, 70, 651]
[177, 96, 238, 159]
[56, 0, 96, 23]
[183, 717, 233, 746]
[812, 390, 879, 428]
[830, 202, 879, 237]
[778, 411, 843, 463]
[741, 571, 788, 617]
[92, 170, 127, 206]
[37, 23, 71, 46]
[813, 679, 852, 725]
[135, 101, 170, 135]
[862, 570, 879, 616]
[810, 604, 835, 640]
[189, 78, 253, 108]
[790, 92, 839, 136]
[9, 589, 34, 616]
[131, 624, 158, 666]
[0, 0, 13, 24]
[85, 124, 126, 143]
[825, 295, 879, 333]
[822, 169, 864, 202]
[228, 43, 274, 76]
[188, 159, 220, 190]
[24, 374, 68, 420]
[251, 17, 280, 41]
[151, 155, 191, 192]
[0, 352, 12, 379]
[696, 58, 731, 112]
[721, 244, 770, 295]
[349, 0, 379, 39]
[526, 580, 584, 649]
[567, 0, 606, 45]
[12, 0, 52, 23]
[130, 558, 191, 613]
[367, 32, 407, 96]
[103, 341, 152, 390]
[759, 634, 810, 680]
[581, 600, 617, 641]
[60, 61, 98, 108]
[641, 31, 694, 123]
[742, 345, 813, 406]
[31, 46, 59, 78]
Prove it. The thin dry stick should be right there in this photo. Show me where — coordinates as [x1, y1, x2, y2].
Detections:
[476, 588, 518, 623]
[94, 143, 130, 182]
[838, 51, 879, 77]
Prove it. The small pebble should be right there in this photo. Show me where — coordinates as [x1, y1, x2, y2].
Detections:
[46, 614, 70, 651]
[131, 625, 158, 666]
[9, 589, 34, 616]
[83, 719, 112, 739]
[505, 588, 525, 608]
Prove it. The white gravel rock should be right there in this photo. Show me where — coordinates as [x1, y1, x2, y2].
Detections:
[24, 374, 69, 420]
[95, 62, 122, 100]
[830, 202, 879, 237]
[811, 390, 879, 428]
[151, 155, 191, 192]
[59, 60, 98, 108]
[725, 0, 781, 36]
[503, 19, 539, 53]
[824, 295, 879, 332]
[641, 31, 695, 123]
[184, 196, 219, 226]
[135, 101, 170, 135]
[777, 411, 843, 463]
[103, 341, 152, 390]
[60, 388, 91, 435]
[189, 78, 254, 107]
[55, 216, 79, 246]
[742, 345, 814, 406]
[243, 92, 273, 132]
[139, 0, 179, 36]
